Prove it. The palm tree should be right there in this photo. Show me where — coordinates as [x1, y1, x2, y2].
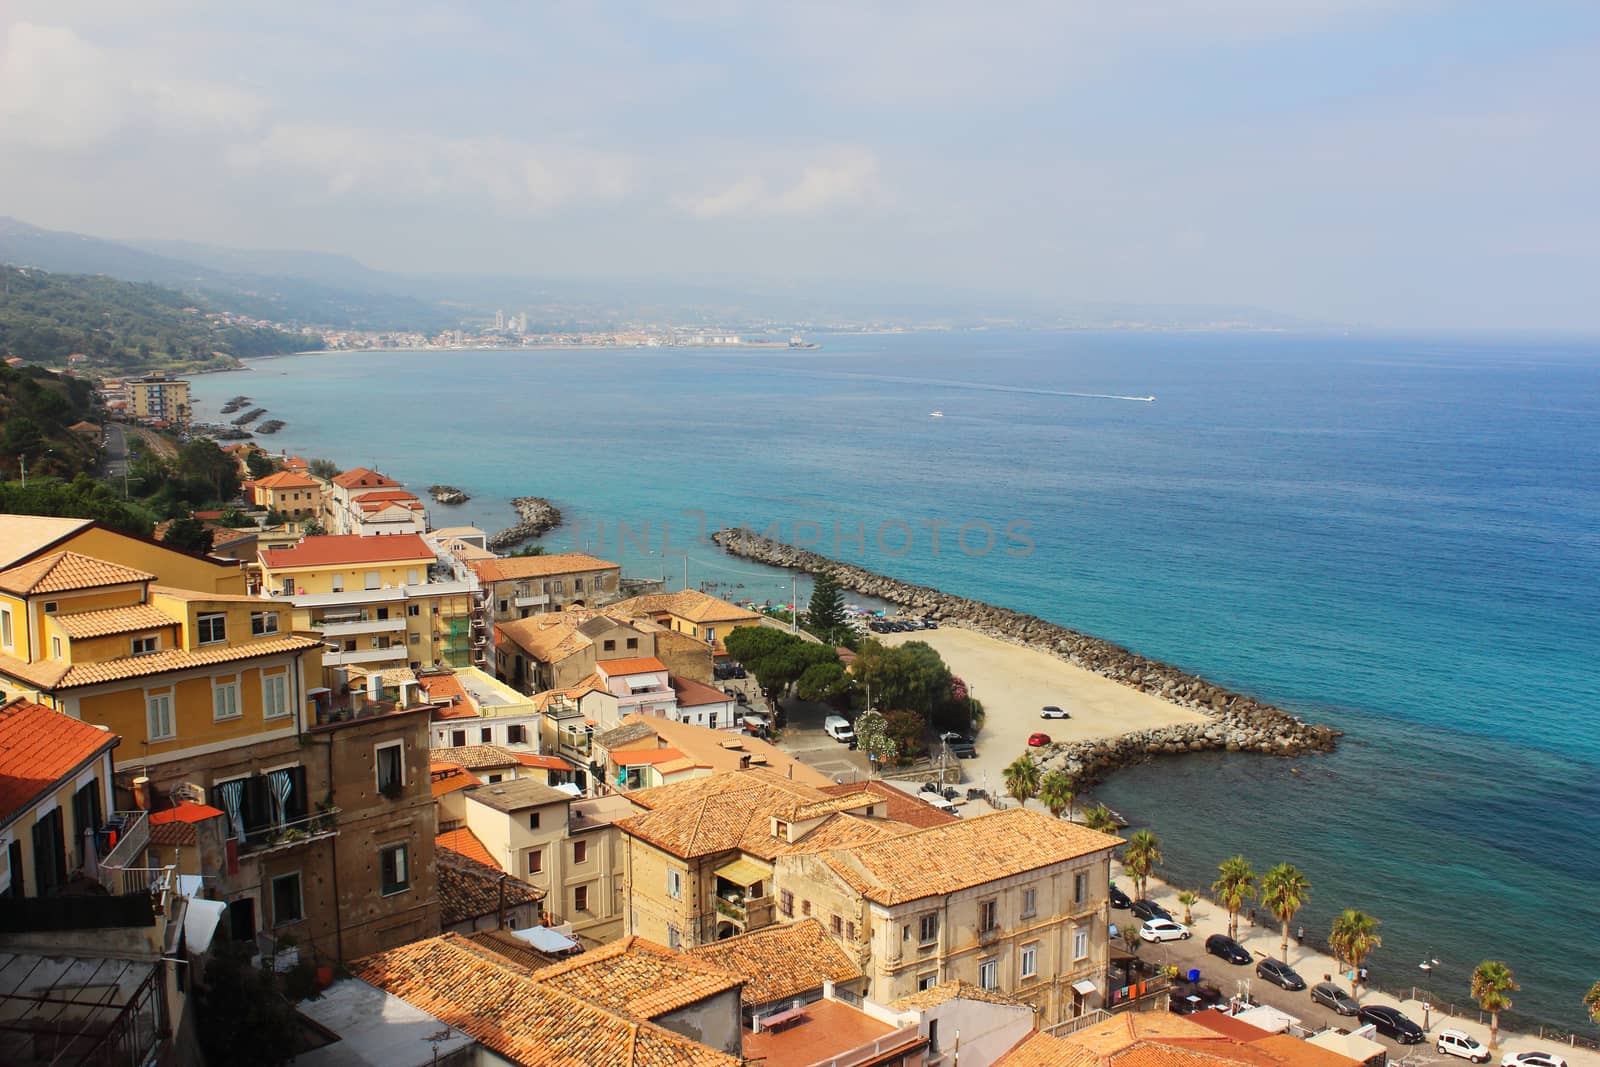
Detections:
[1122, 829, 1163, 901]
[1177, 890, 1199, 926]
[1261, 862, 1312, 961]
[1083, 805, 1119, 834]
[1328, 909, 1382, 1002]
[1586, 981, 1600, 1026]
[1212, 855, 1257, 939]
[1038, 769, 1074, 819]
[1471, 961, 1518, 1049]
[1003, 754, 1040, 809]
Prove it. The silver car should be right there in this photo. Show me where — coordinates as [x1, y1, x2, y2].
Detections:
[1310, 981, 1359, 1015]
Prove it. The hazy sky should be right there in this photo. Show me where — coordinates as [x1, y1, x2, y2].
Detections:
[2, 2, 1597, 328]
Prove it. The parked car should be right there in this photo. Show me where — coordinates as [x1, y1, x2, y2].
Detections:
[1255, 958, 1305, 990]
[1436, 1030, 1490, 1063]
[1205, 934, 1252, 965]
[1027, 732, 1052, 747]
[938, 732, 978, 758]
[1138, 918, 1190, 943]
[1109, 883, 1132, 910]
[1310, 982, 1359, 1016]
[1501, 1053, 1567, 1067]
[1040, 705, 1071, 719]
[740, 711, 772, 732]
[823, 715, 855, 743]
[1130, 899, 1172, 922]
[1358, 1005, 1424, 1044]
[728, 663, 747, 678]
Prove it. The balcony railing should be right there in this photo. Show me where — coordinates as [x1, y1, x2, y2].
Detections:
[235, 808, 340, 856]
[514, 594, 550, 607]
[316, 617, 407, 638]
[96, 811, 150, 895]
[322, 645, 408, 666]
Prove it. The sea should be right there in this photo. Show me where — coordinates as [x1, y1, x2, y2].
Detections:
[190, 331, 1600, 1030]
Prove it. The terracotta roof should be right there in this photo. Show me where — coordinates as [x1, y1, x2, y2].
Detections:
[0, 551, 154, 595]
[822, 807, 1122, 906]
[668, 676, 733, 707]
[470, 554, 620, 583]
[331, 467, 401, 489]
[999, 1032, 1099, 1067]
[52, 603, 177, 640]
[0, 516, 92, 570]
[610, 590, 762, 625]
[517, 753, 570, 771]
[251, 469, 321, 490]
[355, 489, 423, 503]
[438, 851, 544, 927]
[0, 700, 118, 823]
[820, 779, 958, 829]
[437, 828, 499, 869]
[611, 747, 689, 767]
[1055, 1013, 1221, 1056]
[529, 675, 610, 710]
[433, 744, 522, 770]
[604, 715, 831, 787]
[0, 653, 69, 690]
[1250, 1035, 1363, 1067]
[1185, 1015, 1276, 1043]
[593, 721, 658, 749]
[43, 635, 322, 690]
[891, 979, 1031, 1012]
[350, 934, 740, 1066]
[528, 936, 742, 1019]
[462, 928, 571, 971]
[595, 657, 667, 677]
[260, 533, 433, 570]
[418, 672, 476, 719]
[743, 996, 914, 1067]
[497, 614, 592, 663]
[688, 919, 861, 1007]
[148, 801, 225, 846]
[432, 764, 477, 798]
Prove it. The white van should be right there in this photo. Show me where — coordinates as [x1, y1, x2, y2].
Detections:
[823, 715, 855, 743]
[920, 793, 959, 816]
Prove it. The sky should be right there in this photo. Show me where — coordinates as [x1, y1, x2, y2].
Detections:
[1, 2, 1598, 328]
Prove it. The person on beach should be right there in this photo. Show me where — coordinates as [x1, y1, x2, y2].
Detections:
[1296, 924, 1305, 946]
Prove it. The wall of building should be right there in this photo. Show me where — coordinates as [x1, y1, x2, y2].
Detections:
[0, 749, 114, 897]
[625, 837, 711, 949]
[65, 527, 245, 593]
[655, 988, 744, 1056]
[653, 630, 714, 683]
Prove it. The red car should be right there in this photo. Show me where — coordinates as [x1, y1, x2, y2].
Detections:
[1028, 732, 1051, 747]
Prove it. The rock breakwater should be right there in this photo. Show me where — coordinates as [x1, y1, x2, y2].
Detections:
[711, 527, 1339, 778]
[429, 485, 470, 505]
[487, 496, 563, 550]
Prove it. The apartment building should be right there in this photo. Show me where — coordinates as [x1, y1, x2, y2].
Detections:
[127, 374, 190, 424]
[247, 469, 323, 519]
[495, 608, 658, 693]
[0, 514, 247, 594]
[469, 553, 622, 625]
[609, 589, 763, 656]
[257, 534, 478, 675]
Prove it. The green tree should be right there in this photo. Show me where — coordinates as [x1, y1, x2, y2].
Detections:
[851, 638, 959, 725]
[301, 518, 326, 536]
[1261, 862, 1312, 961]
[1038, 768, 1074, 819]
[1328, 909, 1382, 1002]
[1584, 981, 1600, 1026]
[883, 710, 927, 761]
[723, 626, 841, 723]
[1212, 855, 1257, 939]
[1177, 890, 1199, 926]
[176, 438, 240, 502]
[194, 943, 303, 1067]
[1123, 829, 1163, 901]
[245, 451, 277, 479]
[1003, 754, 1040, 808]
[308, 457, 340, 480]
[854, 709, 896, 771]
[162, 514, 215, 554]
[1471, 961, 1518, 1049]
[1083, 805, 1119, 834]
[509, 543, 548, 556]
[217, 506, 250, 527]
[803, 569, 849, 643]
[795, 660, 853, 704]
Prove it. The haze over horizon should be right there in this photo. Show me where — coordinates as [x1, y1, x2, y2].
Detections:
[2, 3, 1598, 330]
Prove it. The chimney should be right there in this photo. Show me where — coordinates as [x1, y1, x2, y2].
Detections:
[132, 776, 151, 810]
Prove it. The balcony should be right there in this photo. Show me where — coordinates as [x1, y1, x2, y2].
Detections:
[95, 810, 150, 894]
[977, 925, 1002, 946]
[316, 617, 407, 638]
[236, 808, 340, 857]
[514, 594, 550, 608]
[322, 644, 408, 666]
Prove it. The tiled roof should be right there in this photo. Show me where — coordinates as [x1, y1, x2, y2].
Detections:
[462, 929, 570, 971]
[331, 467, 401, 489]
[517, 753, 570, 771]
[604, 715, 831, 786]
[611, 747, 689, 767]
[822, 806, 1122, 906]
[0, 653, 70, 690]
[1049, 1012, 1220, 1057]
[0, 551, 154, 595]
[46, 635, 323, 690]
[261, 533, 433, 570]
[437, 828, 499, 868]
[497, 614, 591, 663]
[668, 675, 733, 707]
[252, 470, 321, 489]
[593, 721, 658, 749]
[528, 936, 742, 1019]
[529, 675, 609, 710]
[0, 700, 118, 822]
[999, 1032, 1099, 1067]
[610, 590, 762, 625]
[432, 762, 477, 798]
[469, 554, 620, 583]
[52, 603, 177, 640]
[433, 744, 522, 770]
[890, 979, 1031, 1012]
[789, 791, 879, 821]
[419, 672, 477, 719]
[350, 934, 740, 1066]
[438, 851, 544, 926]
[595, 656, 667, 677]
[820, 779, 958, 829]
[688, 919, 861, 1007]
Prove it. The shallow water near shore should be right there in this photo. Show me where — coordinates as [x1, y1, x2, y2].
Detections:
[192, 330, 1600, 1028]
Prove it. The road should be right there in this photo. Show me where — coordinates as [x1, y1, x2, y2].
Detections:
[100, 422, 129, 483]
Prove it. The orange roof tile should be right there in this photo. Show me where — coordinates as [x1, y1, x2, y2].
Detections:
[45, 635, 322, 690]
[610, 589, 761, 625]
[999, 1031, 1099, 1067]
[517, 753, 569, 771]
[742, 996, 914, 1067]
[438, 851, 543, 926]
[0, 551, 154, 595]
[260, 533, 432, 570]
[596, 657, 667, 677]
[688, 919, 862, 1007]
[820, 779, 958, 829]
[436, 827, 498, 869]
[528, 936, 742, 1019]
[668, 675, 734, 707]
[469, 553, 620, 583]
[0, 700, 118, 820]
[433, 744, 521, 770]
[331, 467, 401, 489]
[251, 470, 321, 490]
[52, 603, 177, 640]
[432, 766, 477, 799]
[612, 747, 688, 767]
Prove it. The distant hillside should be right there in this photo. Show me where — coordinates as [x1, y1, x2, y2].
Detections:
[0, 265, 323, 375]
[0, 361, 102, 480]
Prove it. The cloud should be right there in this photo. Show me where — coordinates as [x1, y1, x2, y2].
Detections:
[682, 151, 880, 219]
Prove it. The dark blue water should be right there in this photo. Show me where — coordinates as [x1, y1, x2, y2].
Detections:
[194, 331, 1600, 1027]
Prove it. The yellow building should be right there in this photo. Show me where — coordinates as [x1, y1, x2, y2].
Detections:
[127, 374, 191, 423]
[0, 515, 246, 595]
[609, 590, 763, 656]
[248, 469, 324, 519]
[257, 533, 476, 674]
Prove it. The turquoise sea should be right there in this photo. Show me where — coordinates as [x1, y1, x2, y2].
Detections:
[192, 332, 1600, 1030]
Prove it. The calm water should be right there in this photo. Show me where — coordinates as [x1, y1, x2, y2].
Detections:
[194, 332, 1600, 1029]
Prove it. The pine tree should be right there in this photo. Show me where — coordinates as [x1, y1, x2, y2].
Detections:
[804, 569, 848, 642]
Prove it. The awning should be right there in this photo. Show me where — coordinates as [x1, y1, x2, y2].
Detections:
[1072, 979, 1099, 996]
[714, 857, 769, 887]
[184, 898, 228, 955]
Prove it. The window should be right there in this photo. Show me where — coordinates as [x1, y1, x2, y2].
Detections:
[831, 914, 843, 936]
[602, 639, 615, 651]
[480, 727, 492, 743]
[979, 899, 998, 933]
[979, 959, 998, 990]
[704, 627, 715, 642]
[667, 924, 681, 949]
[451, 729, 466, 747]
[918, 912, 938, 944]
[197, 612, 226, 645]
[574, 885, 588, 911]
[407, 568, 419, 585]
[917, 972, 938, 992]
[528, 811, 541, 829]
[846, 921, 857, 941]
[331, 574, 344, 592]
[573, 840, 588, 864]
[552, 580, 563, 594]
[625, 637, 638, 650]
[212, 681, 241, 721]
[42, 601, 57, 614]
[573, 577, 584, 592]
[1073, 927, 1090, 961]
[1021, 941, 1039, 979]
[132, 635, 159, 656]
[528, 849, 543, 874]
[1022, 887, 1037, 918]
[51, 636, 63, 659]
[364, 571, 381, 590]
[1, 607, 12, 649]
[1074, 871, 1090, 905]
[407, 603, 420, 617]
[375, 742, 404, 793]
[147, 693, 174, 741]
[667, 869, 682, 899]
[507, 724, 527, 744]
[801, 899, 812, 917]
[380, 844, 410, 894]
[251, 611, 279, 636]
[271, 873, 303, 925]
[263, 673, 289, 719]
[408, 632, 420, 645]
[780, 890, 794, 918]
[498, 600, 508, 613]
[486, 773, 502, 784]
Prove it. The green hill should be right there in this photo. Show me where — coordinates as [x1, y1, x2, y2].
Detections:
[0, 360, 103, 482]
[0, 265, 323, 376]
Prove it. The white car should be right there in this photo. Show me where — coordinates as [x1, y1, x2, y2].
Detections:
[1436, 1030, 1489, 1063]
[1138, 918, 1190, 942]
[1502, 1054, 1567, 1067]
[1040, 705, 1071, 719]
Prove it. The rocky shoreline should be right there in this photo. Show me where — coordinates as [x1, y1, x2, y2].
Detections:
[486, 496, 563, 550]
[711, 527, 1340, 780]
[429, 484, 470, 505]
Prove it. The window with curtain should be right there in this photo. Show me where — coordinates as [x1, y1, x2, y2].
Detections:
[216, 779, 246, 840]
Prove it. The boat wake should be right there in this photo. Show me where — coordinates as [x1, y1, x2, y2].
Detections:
[796, 368, 1156, 403]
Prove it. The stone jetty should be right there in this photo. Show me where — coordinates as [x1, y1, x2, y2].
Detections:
[486, 497, 563, 550]
[711, 527, 1339, 780]
[428, 485, 470, 505]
